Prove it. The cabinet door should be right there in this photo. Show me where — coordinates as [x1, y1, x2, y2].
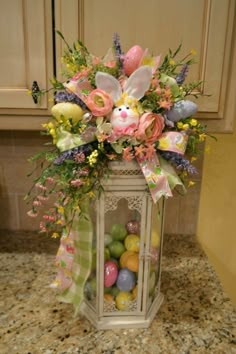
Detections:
[0, 0, 54, 129]
[55, 0, 236, 133]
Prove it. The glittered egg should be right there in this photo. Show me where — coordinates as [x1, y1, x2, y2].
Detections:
[167, 100, 198, 122]
[116, 268, 136, 292]
[123, 45, 144, 76]
[126, 220, 140, 234]
[104, 261, 118, 288]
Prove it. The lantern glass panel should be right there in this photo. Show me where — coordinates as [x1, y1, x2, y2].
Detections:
[102, 196, 143, 314]
[84, 203, 98, 312]
[146, 200, 163, 311]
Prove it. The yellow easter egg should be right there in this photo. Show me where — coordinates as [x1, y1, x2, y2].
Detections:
[132, 285, 138, 300]
[115, 291, 132, 311]
[124, 234, 140, 253]
[151, 231, 160, 248]
[51, 102, 83, 123]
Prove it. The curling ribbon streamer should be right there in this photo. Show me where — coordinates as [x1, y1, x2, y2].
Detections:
[51, 201, 93, 314]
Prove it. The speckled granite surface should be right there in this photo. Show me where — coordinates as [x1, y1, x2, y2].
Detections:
[0, 231, 235, 354]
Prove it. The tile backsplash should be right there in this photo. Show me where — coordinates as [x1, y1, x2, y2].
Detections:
[0, 131, 203, 234]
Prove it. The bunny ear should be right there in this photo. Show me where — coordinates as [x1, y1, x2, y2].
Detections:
[124, 66, 152, 100]
[95, 72, 122, 102]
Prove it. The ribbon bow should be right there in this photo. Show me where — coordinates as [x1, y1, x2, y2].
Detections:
[138, 131, 188, 202]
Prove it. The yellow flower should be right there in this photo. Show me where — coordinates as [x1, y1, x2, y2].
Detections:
[48, 122, 54, 129]
[27, 90, 32, 95]
[191, 156, 197, 162]
[56, 219, 63, 225]
[182, 123, 190, 130]
[190, 118, 198, 127]
[191, 49, 197, 56]
[169, 59, 175, 66]
[88, 191, 95, 199]
[199, 133, 207, 142]
[177, 122, 184, 129]
[58, 206, 64, 214]
[205, 145, 211, 154]
[188, 181, 196, 187]
[52, 232, 60, 238]
[49, 128, 56, 137]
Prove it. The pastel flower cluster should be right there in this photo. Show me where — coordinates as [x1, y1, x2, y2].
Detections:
[26, 33, 210, 236]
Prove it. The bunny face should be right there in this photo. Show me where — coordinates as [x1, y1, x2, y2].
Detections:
[111, 104, 139, 129]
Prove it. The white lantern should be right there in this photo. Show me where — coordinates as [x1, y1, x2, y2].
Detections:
[80, 160, 165, 329]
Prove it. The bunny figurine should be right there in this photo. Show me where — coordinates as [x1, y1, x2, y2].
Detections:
[95, 66, 152, 136]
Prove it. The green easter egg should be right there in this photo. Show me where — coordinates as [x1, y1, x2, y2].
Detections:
[108, 241, 125, 259]
[111, 224, 127, 241]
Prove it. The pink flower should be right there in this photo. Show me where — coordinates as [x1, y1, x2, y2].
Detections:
[85, 89, 113, 117]
[136, 112, 164, 144]
[122, 146, 134, 162]
[70, 179, 84, 187]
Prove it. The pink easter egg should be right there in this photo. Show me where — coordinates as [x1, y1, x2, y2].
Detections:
[123, 45, 144, 76]
[104, 261, 118, 287]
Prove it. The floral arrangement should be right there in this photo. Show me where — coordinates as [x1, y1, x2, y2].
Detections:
[26, 32, 209, 238]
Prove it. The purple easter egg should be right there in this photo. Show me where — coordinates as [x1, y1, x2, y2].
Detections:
[126, 220, 140, 234]
[167, 100, 198, 122]
[116, 268, 136, 292]
[104, 261, 118, 288]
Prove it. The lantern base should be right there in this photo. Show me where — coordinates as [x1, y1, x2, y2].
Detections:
[80, 293, 164, 330]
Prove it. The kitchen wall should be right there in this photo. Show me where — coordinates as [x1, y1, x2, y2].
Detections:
[197, 130, 236, 305]
[0, 130, 203, 234]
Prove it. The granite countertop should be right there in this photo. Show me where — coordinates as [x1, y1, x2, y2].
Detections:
[0, 231, 235, 354]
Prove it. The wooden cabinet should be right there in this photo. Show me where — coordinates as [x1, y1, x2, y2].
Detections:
[55, 0, 236, 133]
[0, 0, 53, 130]
[1, 0, 235, 132]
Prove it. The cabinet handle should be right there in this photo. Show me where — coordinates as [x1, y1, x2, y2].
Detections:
[31, 81, 40, 104]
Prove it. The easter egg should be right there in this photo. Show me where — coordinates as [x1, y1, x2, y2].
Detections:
[115, 291, 132, 311]
[110, 286, 120, 298]
[108, 241, 126, 259]
[123, 45, 144, 76]
[126, 220, 140, 234]
[167, 100, 198, 122]
[124, 234, 140, 253]
[132, 285, 138, 300]
[51, 102, 83, 123]
[104, 233, 112, 246]
[126, 253, 139, 273]
[104, 293, 113, 302]
[120, 250, 136, 268]
[116, 268, 136, 292]
[149, 271, 156, 296]
[111, 224, 127, 241]
[104, 247, 111, 261]
[150, 246, 159, 265]
[104, 261, 118, 287]
[151, 231, 160, 248]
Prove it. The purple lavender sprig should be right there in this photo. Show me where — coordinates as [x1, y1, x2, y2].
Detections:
[176, 64, 189, 85]
[113, 33, 124, 69]
[159, 151, 198, 174]
[55, 91, 88, 110]
[54, 144, 93, 165]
